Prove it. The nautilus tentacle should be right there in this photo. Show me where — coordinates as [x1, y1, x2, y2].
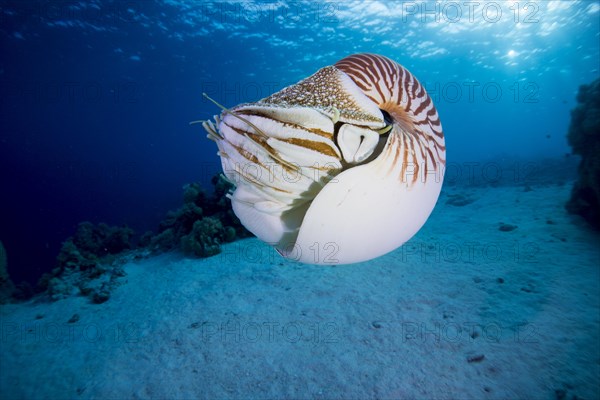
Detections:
[203, 53, 445, 264]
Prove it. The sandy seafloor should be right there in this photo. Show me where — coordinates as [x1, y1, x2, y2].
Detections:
[1, 180, 599, 400]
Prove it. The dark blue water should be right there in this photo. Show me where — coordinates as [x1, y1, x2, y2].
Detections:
[1, 0, 598, 285]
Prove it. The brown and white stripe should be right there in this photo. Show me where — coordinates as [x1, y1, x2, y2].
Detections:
[335, 53, 446, 184]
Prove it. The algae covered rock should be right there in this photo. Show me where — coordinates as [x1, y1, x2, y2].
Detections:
[144, 175, 250, 257]
[181, 217, 235, 257]
[38, 222, 134, 302]
[0, 240, 15, 304]
[71, 221, 134, 257]
[566, 78, 600, 229]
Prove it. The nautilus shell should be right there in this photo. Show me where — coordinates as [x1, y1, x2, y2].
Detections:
[203, 53, 445, 265]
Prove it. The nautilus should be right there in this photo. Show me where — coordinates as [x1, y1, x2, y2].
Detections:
[203, 53, 445, 265]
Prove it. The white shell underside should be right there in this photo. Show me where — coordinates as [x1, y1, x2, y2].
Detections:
[205, 54, 445, 265]
[290, 143, 443, 264]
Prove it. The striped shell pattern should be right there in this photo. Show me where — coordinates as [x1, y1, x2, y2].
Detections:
[203, 53, 445, 264]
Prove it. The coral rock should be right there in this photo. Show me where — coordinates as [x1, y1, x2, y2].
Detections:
[566, 78, 600, 229]
[0, 240, 15, 304]
[181, 217, 228, 258]
[38, 222, 134, 303]
[144, 175, 251, 258]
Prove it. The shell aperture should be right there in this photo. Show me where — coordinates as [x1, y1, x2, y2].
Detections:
[203, 53, 445, 265]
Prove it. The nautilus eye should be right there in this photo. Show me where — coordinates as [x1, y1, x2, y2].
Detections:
[203, 53, 445, 265]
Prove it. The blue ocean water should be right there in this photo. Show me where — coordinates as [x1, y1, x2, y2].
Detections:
[0, 1, 598, 284]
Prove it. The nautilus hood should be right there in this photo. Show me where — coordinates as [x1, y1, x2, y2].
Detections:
[203, 53, 445, 265]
